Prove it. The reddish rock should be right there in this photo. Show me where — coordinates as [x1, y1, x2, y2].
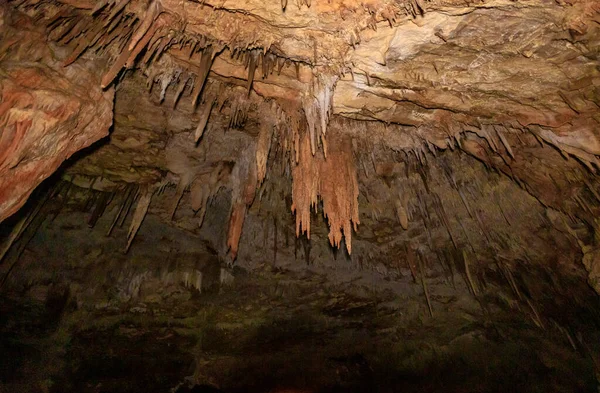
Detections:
[0, 4, 114, 222]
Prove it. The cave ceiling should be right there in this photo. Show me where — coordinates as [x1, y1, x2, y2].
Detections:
[1, 0, 600, 292]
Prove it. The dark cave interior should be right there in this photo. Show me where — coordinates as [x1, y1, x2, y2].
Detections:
[1, 0, 600, 391]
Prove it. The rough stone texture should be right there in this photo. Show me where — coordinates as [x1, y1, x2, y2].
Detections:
[1, 205, 599, 392]
[0, 3, 114, 222]
[0, 3, 600, 390]
[1, 0, 597, 266]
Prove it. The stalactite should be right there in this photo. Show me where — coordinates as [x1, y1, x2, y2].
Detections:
[88, 192, 111, 228]
[104, 0, 130, 27]
[63, 21, 105, 66]
[127, 0, 161, 52]
[256, 120, 274, 186]
[246, 50, 259, 95]
[291, 132, 359, 254]
[172, 74, 190, 109]
[495, 126, 515, 159]
[316, 74, 338, 140]
[229, 96, 250, 129]
[52, 181, 72, 221]
[190, 181, 209, 228]
[170, 179, 187, 220]
[406, 245, 418, 283]
[118, 184, 139, 227]
[531, 126, 600, 171]
[124, 186, 153, 253]
[395, 192, 409, 230]
[124, 24, 163, 69]
[192, 46, 215, 108]
[584, 177, 600, 203]
[303, 97, 319, 155]
[83, 190, 98, 212]
[418, 251, 434, 317]
[100, 31, 138, 87]
[291, 133, 320, 240]
[97, 18, 131, 51]
[302, 235, 311, 265]
[227, 202, 247, 260]
[142, 35, 164, 66]
[457, 188, 474, 219]
[227, 151, 257, 260]
[302, 74, 338, 155]
[59, 19, 87, 46]
[462, 250, 478, 296]
[273, 216, 278, 265]
[107, 184, 135, 236]
[194, 97, 215, 143]
[432, 193, 458, 249]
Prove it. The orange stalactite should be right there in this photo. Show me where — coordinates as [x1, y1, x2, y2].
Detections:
[291, 131, 359, 254]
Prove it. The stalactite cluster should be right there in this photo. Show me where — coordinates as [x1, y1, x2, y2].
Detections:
[292, 132, 360, 254]
[3, 0, 599, 292]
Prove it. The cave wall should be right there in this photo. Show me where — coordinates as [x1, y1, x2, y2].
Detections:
[0, 3, 114, 222]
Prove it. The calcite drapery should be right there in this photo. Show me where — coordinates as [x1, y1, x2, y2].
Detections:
[292, 131, 360, 254]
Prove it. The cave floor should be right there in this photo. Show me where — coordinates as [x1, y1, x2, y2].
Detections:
[0, 209, 599, 393]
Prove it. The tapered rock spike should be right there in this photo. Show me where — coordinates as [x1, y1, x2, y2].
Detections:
[170, 180, 186, 220]
[124, 187, 152, 253]
[403, 245, 417, 283]
[192, 46, 215, 108]
[303, 98, 318, 155]
[101, 16, 163, 87]
[189, 40, 198, 58]
[526, 298, 545, 329]
[124, 23, 161, 68]
[292, 133, 359, 254]
[88, 192, 111, 228]
[59, 19, 87, 45]
[457, 188, 474, 218]
[63, 37, 94, 66]
[227, 202, 247, 260]
[395, 197, 409, 230]
[101, 42, 133, 87]
[418, 251, 434, 317]
[118, 185, 139, 227]
[495, 126, 514, 159]
[104, 0, 130, 28]
[128, 0, 161, 51]
[141, 35, 163, 65]
[503, 263, 522, 300]
[172, 75, 190, 109]
[107, 185, 134, 236]
[583, 177, 600, 203]
[190, 182, 209, 228]
[462, 250, 478, 296]
[194, 98, 215, 143]
[256, 121, 274, 185]
[247, 50, 259, 95]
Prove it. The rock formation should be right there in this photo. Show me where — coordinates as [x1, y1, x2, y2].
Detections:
[0, 0, 600, 389]
[0, 3, 114, 222]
